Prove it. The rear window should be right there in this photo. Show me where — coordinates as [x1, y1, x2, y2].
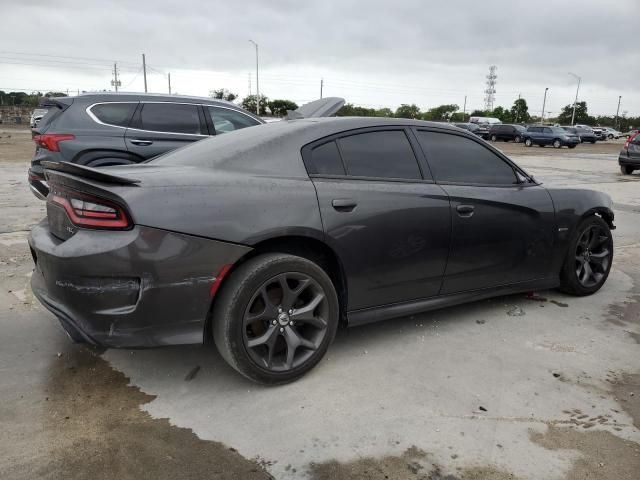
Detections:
[139, 103, 203, 135]
[337, 130, 422, 180]
[207, 106, 261, 133]
[89, 103, 137, 127]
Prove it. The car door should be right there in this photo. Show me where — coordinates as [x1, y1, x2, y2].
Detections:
[304, 127, 451, 310]
[125, 102, 208, 159]
[414, 128, 556, 294]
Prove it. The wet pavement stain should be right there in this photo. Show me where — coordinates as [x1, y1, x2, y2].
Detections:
[307, 446, 521, 480]
[37, 345, 272, 480]
[530, 425, 640, 480]
[609, 372, 640, 430]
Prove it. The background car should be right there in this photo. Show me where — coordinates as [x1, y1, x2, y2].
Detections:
[524, 126, 580, 148]
[453, 122, 484, 137]
[488, 124, 527, 143]
[30, 117, 614, 384]
[29, 107, 49, 129]
[591, 127, 607, 141]
[602, 127, 622, 139]
[619, 132, 640, 175]
[624, 128, 639, 139]
[562, 126, 596, 143]
[27, 93, 343, 199]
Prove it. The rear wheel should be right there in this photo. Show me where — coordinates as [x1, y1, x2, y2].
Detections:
[559, 216, 613, 296]
[590, 139, 596, 144]
[490, 134, 497, 142]
[620, 165, 634, 175]
[213, 253, 339, 384]
[514, 135, 522, 143]
[568, 145, 576, 149]
[524, 138, 533, 147]
[553, 139, 562, 148]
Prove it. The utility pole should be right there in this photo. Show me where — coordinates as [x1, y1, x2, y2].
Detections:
[320, 78, 324, 99]
[462, 95, 467, 119]
[540, 87, 549, 125]
[249, 40, 259, 115]
[142, 54, 148, 93]
[615, 96, 622, 129]
[168, 73, 171, 94]
[248, 73, 252, 96]
[568, 72, 581, 125]
[111, 63, 121, 92]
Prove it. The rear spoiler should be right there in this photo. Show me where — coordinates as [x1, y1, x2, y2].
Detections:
[42, 161, 140, 185]
[286, 97, 345, 120]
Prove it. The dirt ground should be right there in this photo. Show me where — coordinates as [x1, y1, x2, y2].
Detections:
[0, 130, 639, 480]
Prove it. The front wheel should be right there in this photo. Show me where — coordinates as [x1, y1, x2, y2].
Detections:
[568, 145, 576, 149]
[524, 138, 533, 147]
[553, 139, 562, 148]
[514, 135, 522, 143]
[490, 135, 497, 142]
[213, 253, 339, 384]
[559, 216, 613, 296]
[620, 165, 634, 175]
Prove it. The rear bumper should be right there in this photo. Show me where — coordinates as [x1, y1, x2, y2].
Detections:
[29, 219, 251, 347]
[619, 155, 640, 167]
[28, 166, 48, 200]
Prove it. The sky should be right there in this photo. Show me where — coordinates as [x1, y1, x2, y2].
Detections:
[1, 0, 639, 117]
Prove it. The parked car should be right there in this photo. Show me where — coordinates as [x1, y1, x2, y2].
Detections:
[29, 117, 615, 383]
[524, 126, 580, 148]
[469, 116, 501, 126]
[27, 93, 344, 199]
[602, 127, 622, 139]
[624, 129, 639, 139]
[488, 124, 527, 143]
[591, 127, 607, 141]
[561, 126, 596, 144]
[619, 132, 640, 175]
[30, 108, 50, 129]
[453, 122, 484, 137]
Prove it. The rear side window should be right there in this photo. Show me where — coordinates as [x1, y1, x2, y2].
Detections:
[139, 103, 203, 134]
[416, 131, 516, 185]
[309, 141, 345, 175]
[89, 103, 137, 127]
[207, 106, 260, 133]
[337, 130, 422, 180]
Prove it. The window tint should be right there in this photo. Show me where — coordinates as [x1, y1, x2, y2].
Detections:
[139, 103, 202, 134]
[309, 141, 345, 175]
[337, 130, 422, 180]
[416, 131, 517, 185]
[528, 127, 539, 133]
[90, 103, 136, 127]
[207, 106, 260, 134]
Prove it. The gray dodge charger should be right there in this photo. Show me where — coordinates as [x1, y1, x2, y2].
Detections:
[29, 117, 615, 383]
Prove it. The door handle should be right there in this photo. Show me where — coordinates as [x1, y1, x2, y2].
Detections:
[332, 198, 357, 212]
[130, 139, 153, 146]
[456, 205, 475, 217]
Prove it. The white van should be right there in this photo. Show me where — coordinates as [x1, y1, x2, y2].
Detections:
[469, 116, 501, 125]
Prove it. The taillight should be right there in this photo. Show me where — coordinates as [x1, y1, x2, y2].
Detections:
[624, 133, 638, 150]
[50, 190, 131, 229]
[33, 133, 75, 152]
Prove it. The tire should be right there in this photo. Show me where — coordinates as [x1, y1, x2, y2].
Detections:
[212, 253, 339, 384]
[524, 138, 532, 147]
[553, 139, 562, 149]
[620, 165, 634, 175]
[490, 135, 497, 142]
[514, 135, 522, 143]
[559, 216, 613, 296]
[608, 134, 613, 140]
[590, 139, 596, 144]
[568, 145, 576, 149]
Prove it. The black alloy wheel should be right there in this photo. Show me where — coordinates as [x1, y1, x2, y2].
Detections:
[243, 272, 329, 372]
[213, 253, 339, 384]
[560, 216, 613, 296]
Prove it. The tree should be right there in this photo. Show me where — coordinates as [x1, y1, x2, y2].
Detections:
[210, 88, 238, 102]
[510, 98, 530, 123]
[241, 94, 269, 115]
[490, 106, 512, 123]
[395, 104, 421, 119]
[421, 104, 459, 121]
[470, 109, 487, 117]
[375, 107, 394, 117]
[267, 99, 298, 117]
[556, 101, 594, 125]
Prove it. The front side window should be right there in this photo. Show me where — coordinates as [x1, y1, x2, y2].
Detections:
[337, 130, 423, 180]
[139, 103, 202, 134]
[416, 130, 517, 185]
[90, 103, 137, 127]
[207, 106, 261, 134]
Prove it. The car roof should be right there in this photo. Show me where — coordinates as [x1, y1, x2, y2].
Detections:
[74, 92, 240, 108]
